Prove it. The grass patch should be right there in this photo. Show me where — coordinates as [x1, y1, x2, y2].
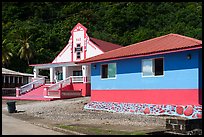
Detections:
[57, 125, 147, 135]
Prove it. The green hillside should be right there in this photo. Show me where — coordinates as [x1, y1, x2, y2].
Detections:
[2, 2, 202, 73]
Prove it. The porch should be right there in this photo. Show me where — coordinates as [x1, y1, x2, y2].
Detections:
[2, 62, 91, 101]
[30, 62, 90, 84]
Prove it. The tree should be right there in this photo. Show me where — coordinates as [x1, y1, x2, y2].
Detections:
[2, 39, 13, 67]
[2, 2, 202, 73]
[17, 34, 33, 65]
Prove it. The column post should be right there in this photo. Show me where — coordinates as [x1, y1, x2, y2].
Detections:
[33, 67, 39, 78]
[62, 66, 67, 80]
[50, 67, 54, 84]
[82, 65, 89, 97]
[82, 65, 88, 83]
[16, 87, 20, 97]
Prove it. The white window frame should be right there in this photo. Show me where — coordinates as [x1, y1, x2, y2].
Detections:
[142, 57, 164, 77]
[101, 63, 117, 80]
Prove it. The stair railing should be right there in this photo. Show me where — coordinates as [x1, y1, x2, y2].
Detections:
[45, 76, 87, 98]
[47, 77, 71, 92]
[16, 77, 45, 96]
[71, 76, 83, 83]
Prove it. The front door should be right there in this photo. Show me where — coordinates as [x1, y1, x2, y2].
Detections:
[57, 72, 63, 81]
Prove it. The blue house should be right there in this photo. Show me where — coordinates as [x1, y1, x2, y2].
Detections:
[79, 33, 202, 119]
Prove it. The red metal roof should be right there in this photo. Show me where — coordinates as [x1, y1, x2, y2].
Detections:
[90, 37, 122, 52]
[79, 33, 202, 64]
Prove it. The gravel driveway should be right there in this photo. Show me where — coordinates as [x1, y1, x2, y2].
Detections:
[2, 97, 170, 134]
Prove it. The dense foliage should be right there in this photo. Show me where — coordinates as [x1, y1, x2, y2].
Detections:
[2, 2, 202, 73]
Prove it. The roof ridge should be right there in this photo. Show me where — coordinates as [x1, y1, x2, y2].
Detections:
[79, 33, 202, 64]
[94, 33, 171, 55]
[127, 33, 173, 47]
[169, 33, 202, 44]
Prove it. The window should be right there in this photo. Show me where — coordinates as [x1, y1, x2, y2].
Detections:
[15, 77, 18, 83]
[154, 58, 163, 76]
[10, 76, 13, 83]
[5, 76, 8, 84]
[142, 59, 154, 76]
[23, 77, 28, 84]
[75, 44, 82, 59]
[73, 70, 82, 76]
[142, 58, 164, 77]
[2, 76, 5, 83]
[101, 63, 116, 79]
[77, 52, 81, 59]
[19, 77, 22, 84]
[101, 64, 108, 78]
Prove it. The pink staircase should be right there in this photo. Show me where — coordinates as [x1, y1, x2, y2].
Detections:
[2, 84, 56, 101]
[3, 84, 82, 101]
[2, 76, 87, 101]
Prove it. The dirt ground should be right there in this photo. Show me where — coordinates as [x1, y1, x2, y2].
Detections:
[2, 97, 171, 135]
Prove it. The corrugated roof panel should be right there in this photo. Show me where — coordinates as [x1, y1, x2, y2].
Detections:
[2, 68, 34, 77]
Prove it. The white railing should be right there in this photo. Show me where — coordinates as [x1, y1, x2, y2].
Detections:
[47, 77, 71, 91]
[44, 76, 91, 98]
[71, 76, 83, 83]
[18, 78, 45, 95]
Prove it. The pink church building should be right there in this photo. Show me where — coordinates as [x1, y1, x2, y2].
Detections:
[3, 23, 121, 101]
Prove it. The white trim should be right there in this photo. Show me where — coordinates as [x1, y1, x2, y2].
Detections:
[100, 63, 117, 80]
[71, 76, 83, 83]
[33, 62, 80, 69]
[142, 57, 164, 78]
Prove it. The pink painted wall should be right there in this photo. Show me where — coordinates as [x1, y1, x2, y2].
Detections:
[91, 89, 200, 105]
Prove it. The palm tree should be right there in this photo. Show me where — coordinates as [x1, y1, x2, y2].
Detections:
[2, 39, 13, 67]
[17, 35, 33, 65]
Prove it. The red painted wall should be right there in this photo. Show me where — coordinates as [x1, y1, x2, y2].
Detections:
[91, 89, 200, 105]
[62, 83, 90, 96]
[61, 84, 73, 91]
[72, 83, 91, 96]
